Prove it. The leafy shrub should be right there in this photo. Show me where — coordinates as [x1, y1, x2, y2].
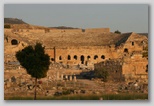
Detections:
[4, 24, 11, 28]
[94, 68, 108, 82]
[114, 30, 121, 34]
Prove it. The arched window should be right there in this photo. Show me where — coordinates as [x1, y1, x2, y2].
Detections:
[101, 55, 105, 59]
[68, 55, 71, 60]
[74, 55, 77, 60]
[11, 39, 18, 45]
[132, 42, 134, 46]
[80, 55, 84, 64]
[94, 55, 98, 60]
[124, 48, 128, 53]
[51, 58, 54, 61]
[59, 56, 62, 60]
[87, 55, 91, 59]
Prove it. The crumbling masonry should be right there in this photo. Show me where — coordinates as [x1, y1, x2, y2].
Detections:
[4, 26, 148, 82]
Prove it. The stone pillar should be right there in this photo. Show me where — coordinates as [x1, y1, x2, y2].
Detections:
[61, 74, 63, 80]
[73, 75, 77, 82]
[65, 75, 68, 80]
[69, 75, 72, 81]
[56, 72, 59, 80]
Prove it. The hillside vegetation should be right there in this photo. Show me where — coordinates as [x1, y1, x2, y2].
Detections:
[4, 18, 27, 24]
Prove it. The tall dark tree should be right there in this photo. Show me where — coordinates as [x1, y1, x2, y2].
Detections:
[16, 43, 50, 100]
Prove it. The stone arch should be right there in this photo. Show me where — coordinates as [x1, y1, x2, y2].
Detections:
[74, 55, 77, 60]
[11, 39, 18, 45]
[59, 56, 62, 60]
[51, 58, 54, 61]
[94, 55, 98, 60]
[68, 55, 71, 60]
[87, 55, 91, 60]
[101, 55, 105, 59]
[132, 42, 134, 46]
[80, 55, 85, 64]
[124, 48, 128, 53]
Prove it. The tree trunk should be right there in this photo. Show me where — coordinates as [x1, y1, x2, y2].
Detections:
[34, 78, 37, 100]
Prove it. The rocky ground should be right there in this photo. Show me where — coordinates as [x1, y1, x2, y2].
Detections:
[4, 62, 148, 99]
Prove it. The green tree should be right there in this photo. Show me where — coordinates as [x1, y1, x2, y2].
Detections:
[4, 24, 11, 28]
[114, 30, 121, 34]
[94, 68, 109, 82]
[16, 43, 50, 100]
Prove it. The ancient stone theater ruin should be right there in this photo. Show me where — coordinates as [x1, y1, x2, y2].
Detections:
[4, 18, 148, 83]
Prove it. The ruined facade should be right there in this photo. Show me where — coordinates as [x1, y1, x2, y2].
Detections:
[4, 26, 148, 82]
[94, 54, 148, 82]
[94, 32, 148, 81]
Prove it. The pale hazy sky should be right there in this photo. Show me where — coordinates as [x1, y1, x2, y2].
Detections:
[4, 4, 148, 33]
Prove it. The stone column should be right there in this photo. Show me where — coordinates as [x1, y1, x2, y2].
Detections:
[56, 72, 59, 80]
[61, 74, 63, 80]
[65, 75, 68, 81]
[69, 75, 72, 81]
[73, 75, 77, 82]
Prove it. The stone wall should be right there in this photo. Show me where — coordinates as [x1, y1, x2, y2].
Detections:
[94, 53, 148, 82]
[116, 33, 147, 58]
[50, 29, 82, 33]
[49, 28, 110, 33]
[4, 27, 110, 35]
[122, 53, 148, 81]
[4, 28, 148, 83]
[45, 46, 118, 66]
[94, 59, 123, 81]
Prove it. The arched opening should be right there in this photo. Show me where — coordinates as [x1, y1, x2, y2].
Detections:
[94, 55, 98, 60]
[124, 48, 128, 53]
[68, 55, 71, 60]
[132, 42, 134, 46]
[80, 55, 84, 64]
[101, 55, 105, 59]
[146, 65, 148, 73]
[87, 55, 91, 60]
[51, 58, 54, 61]
[74, 55, 77, 60]
[11, 39, 18, 45]
[59, 56, 62, 60]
